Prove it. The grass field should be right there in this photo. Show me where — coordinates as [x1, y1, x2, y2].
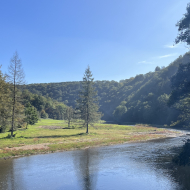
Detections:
[0, 119, 180, 159]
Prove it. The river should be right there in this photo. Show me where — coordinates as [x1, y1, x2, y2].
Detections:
[0, 134, 190, 190]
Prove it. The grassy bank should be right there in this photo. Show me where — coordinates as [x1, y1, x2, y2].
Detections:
[0, 119, 181, 159]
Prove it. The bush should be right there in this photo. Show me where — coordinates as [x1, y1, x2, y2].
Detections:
[41, 110, 48, 119]
[0, 125, 7, 133]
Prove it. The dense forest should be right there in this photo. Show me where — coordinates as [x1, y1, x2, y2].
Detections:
[0, 66, 67, 133]
[24, 51, 190, 128]
[1, 51, 190, 133]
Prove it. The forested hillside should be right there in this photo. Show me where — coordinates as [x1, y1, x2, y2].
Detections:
[0, 69, 67, 133]
[21, 90, 67, 120]
[25, 52, 190, 126]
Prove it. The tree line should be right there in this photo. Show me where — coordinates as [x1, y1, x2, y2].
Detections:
[23, 52, 189, 127]
[23, 2, 190, 128]
[2, 2, 190, 133]
[0, 53, 101, 135]
[0, 52, 68, 135]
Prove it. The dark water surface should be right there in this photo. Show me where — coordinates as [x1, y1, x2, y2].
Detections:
[0, 135, 190, 190]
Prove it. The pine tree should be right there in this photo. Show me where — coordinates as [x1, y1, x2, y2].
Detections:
[76, 66, 101, 133]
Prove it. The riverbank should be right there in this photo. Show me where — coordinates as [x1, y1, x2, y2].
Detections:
[0, 119, 185, 159]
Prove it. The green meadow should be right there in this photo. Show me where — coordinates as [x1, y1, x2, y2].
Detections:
[0, 119, 178, 159]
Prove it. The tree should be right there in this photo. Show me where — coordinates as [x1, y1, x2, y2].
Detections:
[0, 67, 11, 133]
[167, 62, 190, 125]
[155, 66, 161, 72]
[24, 102, 38, 129]
[7, 52, 25, 137]
[64, 106, 74, 128]
[168, 62, 190, 107]
[113, 105, 127, 122]
[76, 66, 101, 133]
[175, 3, 190, 45]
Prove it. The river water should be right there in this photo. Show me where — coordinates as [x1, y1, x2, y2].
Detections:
[0, 134, 190, 190]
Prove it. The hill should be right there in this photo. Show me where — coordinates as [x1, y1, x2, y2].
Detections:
[25, 52, 190, 126]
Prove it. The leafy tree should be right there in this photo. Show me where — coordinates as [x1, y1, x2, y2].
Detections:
[31, 94, 45, 112]
[175, 3, 190, 45]
[168, 63, 190, 107]
[0, 67, 11, 133]
[168, 62, 190, 125]
[113, 104, 127, 122]
[76, 66, 101, 133]
[41, 109, 48, 118]
[55, 104, 66, 120]
[24, 102, 38, 129]
[64, 106, 74, 128]
[7, 52, 25, 137]
[155, 66, 161, 72]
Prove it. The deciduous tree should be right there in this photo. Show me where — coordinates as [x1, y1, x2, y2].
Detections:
[0, 67, 11, 133]
[7, 52, 25, 137]
[175, 3, 190, 45]
[24, 102, 38, 129]
[64, 106, 74, 128]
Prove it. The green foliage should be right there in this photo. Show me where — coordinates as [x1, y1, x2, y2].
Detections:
[113, 104, 127, 122]
[168, 61, 190, 127]
[24, 102, 38, 128]
[64, 106, 74, 128]
[20, 52, 190, 127]
[155, 66, 161, 72]
[0, 68, 11, 133]
[76, 66, 101, 133]
[175, 3, 190, 45]
[168, 62, 190, 106]
[21, 90, 67, 120]
[40, 109, 48, 119]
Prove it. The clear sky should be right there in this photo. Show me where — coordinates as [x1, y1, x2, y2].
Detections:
[0, 0, 189, 84]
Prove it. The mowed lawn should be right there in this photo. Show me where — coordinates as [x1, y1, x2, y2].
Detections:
[0, 119, 177, 158]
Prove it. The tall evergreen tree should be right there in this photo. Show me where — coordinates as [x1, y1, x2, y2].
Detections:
[76, 66, 101, 133]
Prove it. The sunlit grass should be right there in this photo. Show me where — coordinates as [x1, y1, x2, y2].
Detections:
[0, 119, 178, 158]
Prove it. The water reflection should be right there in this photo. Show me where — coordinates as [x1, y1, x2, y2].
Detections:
[73, 148, 99, 190]
[173, 166, 190, 189]
[0, 135, 190, 190]
[0, 159, 12, 190]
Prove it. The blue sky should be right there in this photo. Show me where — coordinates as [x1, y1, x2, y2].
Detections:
[0, 0, 189, 84]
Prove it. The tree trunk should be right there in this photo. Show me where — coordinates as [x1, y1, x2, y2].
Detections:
[86, 123, 88, 133]
[11, 105, 15, 137]
[68, 120, 70, 128]
[11, 80, 16, 137]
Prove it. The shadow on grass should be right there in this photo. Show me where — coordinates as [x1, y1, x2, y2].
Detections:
[62, 127, 75, 129]
[3, 132, 88, 139]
